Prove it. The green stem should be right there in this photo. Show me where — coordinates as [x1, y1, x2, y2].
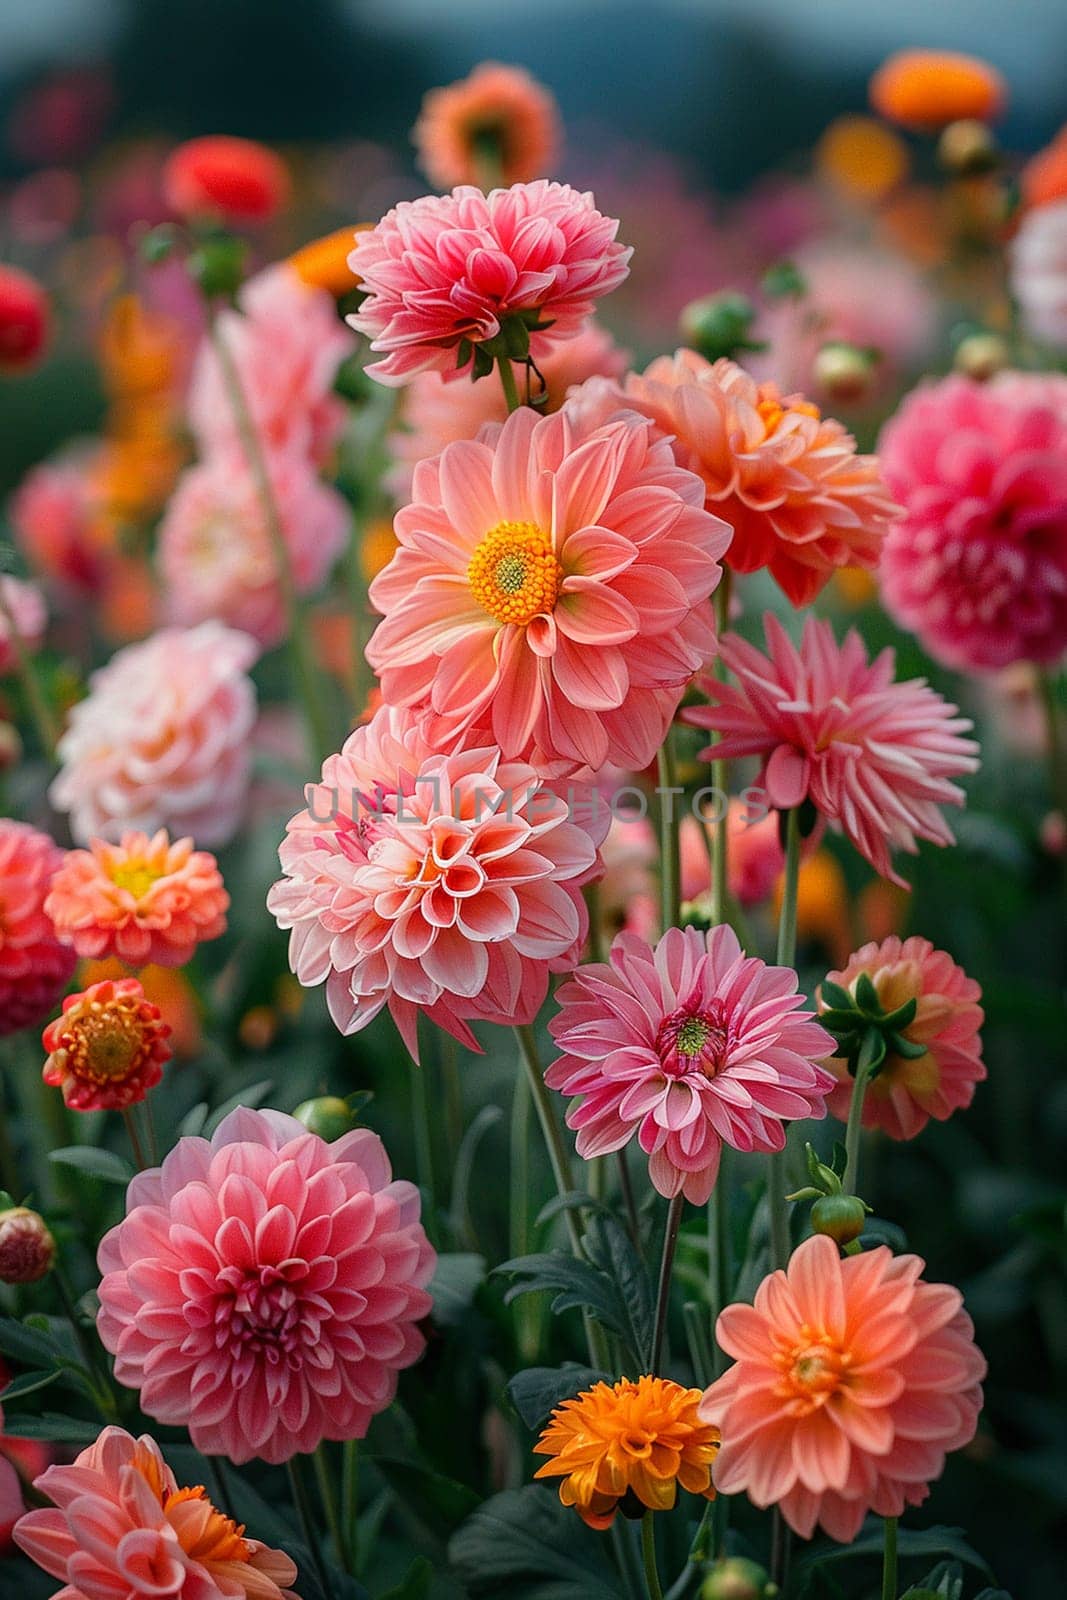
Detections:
[314, 1444, 350, 1573]
[53, 1263, 118, 1420]
[1038, 667, 1067, 818]
[0, 580, 59, 760]
[656, 738, 682, 933]
[650, 1194, 684, 1373]
[341, 1438, 359, 1574]
[509, 1065, 540, 1364]
[708, 1149, 731, 1378]
[882, 1515, 899, 1600]
[641, 1512, 665, 1600]
[768, 808, 801, 1272]
[287, 1456, 334, 1596]
[409, 1051, 435, 1206]
[497, 353, 522, 414]
[122, 1109, 149, 1173]
[843, 1059, 874, 1198]
[709, 571, 733, 927]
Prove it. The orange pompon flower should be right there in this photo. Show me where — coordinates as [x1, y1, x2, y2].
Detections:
[413, 61, 560, 190]
[289, 224, 369, 298]
[869, 50, 1005, 130]
[42, 978, 171, 1112]
[533, 1376, 720, 1529]
[163, 135, 290, 224]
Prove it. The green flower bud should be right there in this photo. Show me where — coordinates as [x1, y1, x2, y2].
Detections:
[810, 1193, 868, 1247]
[812, 342, 879, 405]
[680, 292, 762, 361]
[187, 236, 248, 299]
[292, 1096, 358, 1142]
[701, 1556, 777, 1600]
[954, 331, 1010, 381]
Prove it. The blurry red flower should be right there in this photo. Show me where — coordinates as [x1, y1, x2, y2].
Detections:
[0, 266, 50, 373]
[163, 135, 290, 225]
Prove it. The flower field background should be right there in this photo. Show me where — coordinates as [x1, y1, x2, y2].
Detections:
[0, 7, 1064, 1599]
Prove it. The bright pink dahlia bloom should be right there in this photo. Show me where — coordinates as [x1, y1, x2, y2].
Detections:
[348, 182, 631, 384]
[367, 402, 731, 775]
[699, 1234, 986, 1542]
[267, 703, 605, 1056]
[0, 820, 75, 1037]
[50, 622, 257, 847]
[14, 1425, 299, 1597]
[821, 936, 985, 1140]
[97, 1106, 435, 1465]
[0, 574, 45, 674]
[685, 615, 980, 886]
[546, 925, 835, 1205]
[878, 372, 1067, 670]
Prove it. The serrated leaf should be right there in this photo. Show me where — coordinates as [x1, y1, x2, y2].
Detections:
[49, 1146, 135, 1185]
[582, 1210, 655, 1369]
[506, 1365, 610, 1430]
[449, 1485, 619, 1598]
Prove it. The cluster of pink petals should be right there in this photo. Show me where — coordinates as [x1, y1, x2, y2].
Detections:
[1011, 200, 1067, 349]
[14, 1425, 299, 1598]
[699, 1234, 986, 1542]
[0, 574, 45, 674]
[576, 351, 899, 606]
[97, 1107, 435, 1465]
[7, 449, 108, 596]
[158, 451, 349, 645]
[878, 372, 1067, 671]
[49, 622, 258, 848]
[546, 925, 836, 1205]
[348, 181, 631, 384]
[0, 820, 75, 1037]
[822, 936, 986, 1141]
[413, 61, 561, 189]
[367, 402, 731, 775]
[46, 828, 229, 967]
[267, 703, 605, 1056]
[679, 802, 785, 911]
[686, 615, 980, 886]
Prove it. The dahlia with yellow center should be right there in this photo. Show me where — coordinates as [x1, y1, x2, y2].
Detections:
[467, 520, 563, 626]
[42, 977, 171, 1112]
[533, 1376, 720, 1529]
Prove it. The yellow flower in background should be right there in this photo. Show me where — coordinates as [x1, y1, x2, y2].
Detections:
[816, 115, 909, 201]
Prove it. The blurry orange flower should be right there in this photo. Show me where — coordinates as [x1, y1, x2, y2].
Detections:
[290, 224, 368, 298]
[80, 958, 202, 1057]
[870, 50, 1005, 130]
[816, 115, 909, 201]
[534, 1376, 719, 1529]
[163, 135, 290, 224]
[99, 294, 185, 401]
[413, 62, 560, 189]
[360, 516, 398, 582]
[1021, 124, 1067, 211]
[97, 552, 157, 642]
[42, 977, 171, 1111]
[832, 566, 879, 608]
[777, 848, 852, 968]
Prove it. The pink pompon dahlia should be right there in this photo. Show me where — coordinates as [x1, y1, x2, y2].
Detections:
[50, 622, 257, 847]
[158, 452, 349, 645]
[97, 1107, 435, 1464]
[546, 925, 836, 1205]
[267, 703, 606, 1056]
[45, 829, 228, 967]
[878, 372, 1067, 671]
[0, 574, 45, 674]
[14, 1425, 299, 1598]
[347, 182, 631, 385]
[699, 1233, 986, 1542]
[413, 62, 561, 190]
[575, 351, 899, 606]
[0, 820, 75, 1037]
[685, 615, 980, 886]
[367, 401, 731, 775]
[43, 977, 171, 1111]
[821, 936, 985, 1140]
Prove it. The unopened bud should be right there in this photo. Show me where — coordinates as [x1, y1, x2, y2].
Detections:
[811, 1193, 868, 1246]
[0, 1205, 56, 1284]
[701, 1557, 777, 1600]
[938, 119, 999, 177]
[812, 342, 879, 404]
[680, 292, 761, 362]
[293, 1095, 359, 1141]
[187, 235, 247, 300]
[954, 331, 1010, 381]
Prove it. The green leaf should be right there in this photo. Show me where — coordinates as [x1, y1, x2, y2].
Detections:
[49, 1146, 135, 1185]
[204, 1080, 275, 1135]
[429, 1252, 486, 1327]
[450, 1105, 503, 1249]
[369, 1457, 480, 1543]
[791, 1522, 993, 1585]
[0, 1316, 66, 1368]
[449, 1485, 620, 1598]
[379, 1558, 433, 1600]
[506, 1365, 610, 1430]
[1, 1412, 105, 1443]
[819, 980, 853, 1012]
[854, 972, 880, 1014]
[582, 1210, 655, 1369]
[178, 1102, 210, 1137]
[0, 1368, 61, 1402]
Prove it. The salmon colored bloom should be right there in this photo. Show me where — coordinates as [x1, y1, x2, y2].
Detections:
[8, 450, 111, 596]
[869, 50, 1005, 129]
[686, 615, 980, 887]
[534, 1376, 720, 1529]
[46, 829, 228, 968]
[163, 134, 291, 224]
[0, 575, 45, 674]
[367, 402, 731, 775]
[0, 264, 49, 371]
[289, 223, 369, 297]
[0, 821, 75, 1037]
[547, 925, 835, 1205]
[576, 352, 898, 606]
[42, 977, 171, 1111]
[14, 1426, 299, 1597]
[348, 182, 631, 385]
[414, 62, 561, 190]
[821, 936, 986, 1141]
[699, 1234, 986, 1542]
[96, 1107, 435, 1463]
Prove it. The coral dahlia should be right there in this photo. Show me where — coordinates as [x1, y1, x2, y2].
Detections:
[0, 820, 75, 1037]
[413, 62, 561, 190]
[42, 977, 171, 1111]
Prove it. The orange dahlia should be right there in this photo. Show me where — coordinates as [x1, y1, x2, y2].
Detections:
[869, 50, 1005, 130]
[533, 1376, 720, 1529]
[42, 977, 171, 1112]
[289, 224, 368, 298]
[413, 61, 560, 190]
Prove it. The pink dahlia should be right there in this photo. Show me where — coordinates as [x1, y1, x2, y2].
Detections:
[189, 265, 356, 465]
[685, 615, 980, 886]
[14, 1425, 299, 1597]
[878, 372, 1067, 670]
[97, 1107, 434, 1464]
[413, 62, 561, 189]
[158, 452, 349, 645]
[0, 820, 75, 1037]
[7, 448, 109, 596]
[679, 801, 785, 912]
[821, 936, 985, 1140]
[367, 402, 731, 775]
[576, 351, 898, 606]
[46, 828, 228, 967]
[0, 574, 45, 674]
[267, 703, 605, 1056]
[348, 181, 631, 385]
[50, 622, 257, 847]
[699, 1233, 986, 1542]
[546, 925, 835, 1205]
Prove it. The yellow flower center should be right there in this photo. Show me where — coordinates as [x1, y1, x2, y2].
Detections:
[69, 1004, 146, 1083]
[777, 1334, 851, 1411]
[109, 859, 163, 900]
[757, 395, 821, 437]
[164, 1484, 252, 1563]
[468, 520, 561, 627]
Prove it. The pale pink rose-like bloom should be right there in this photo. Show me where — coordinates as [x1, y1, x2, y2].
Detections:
[546, 925, 835, 1205]
[576, 351, 898, 606]
[348, 182, 631, 385]
[685, 615, 980, 887]
[189, 264, 355, 465]
[878, 372, 1067, 671]
[267, 703, 605, 1056]
[1011, 199, 1067, 348]
[97, 1107, 435, 1465]
[0, 575, 46, 674]
[699, 1234, 986, 1542]
[158, 452, 349, 645]
[7, 449, 108, 595]
[46, 829, 228, 967]
[367, 402, 731, 776]
[14, 1425, 299, 1597]
[50, 622, 257, 847]
[821, 936, 985, 1141]
[0, 821, 75, 1037]
[413, 61, 561, 189]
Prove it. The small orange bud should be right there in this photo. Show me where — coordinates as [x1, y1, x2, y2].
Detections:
[870, 50, 1005, 131]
